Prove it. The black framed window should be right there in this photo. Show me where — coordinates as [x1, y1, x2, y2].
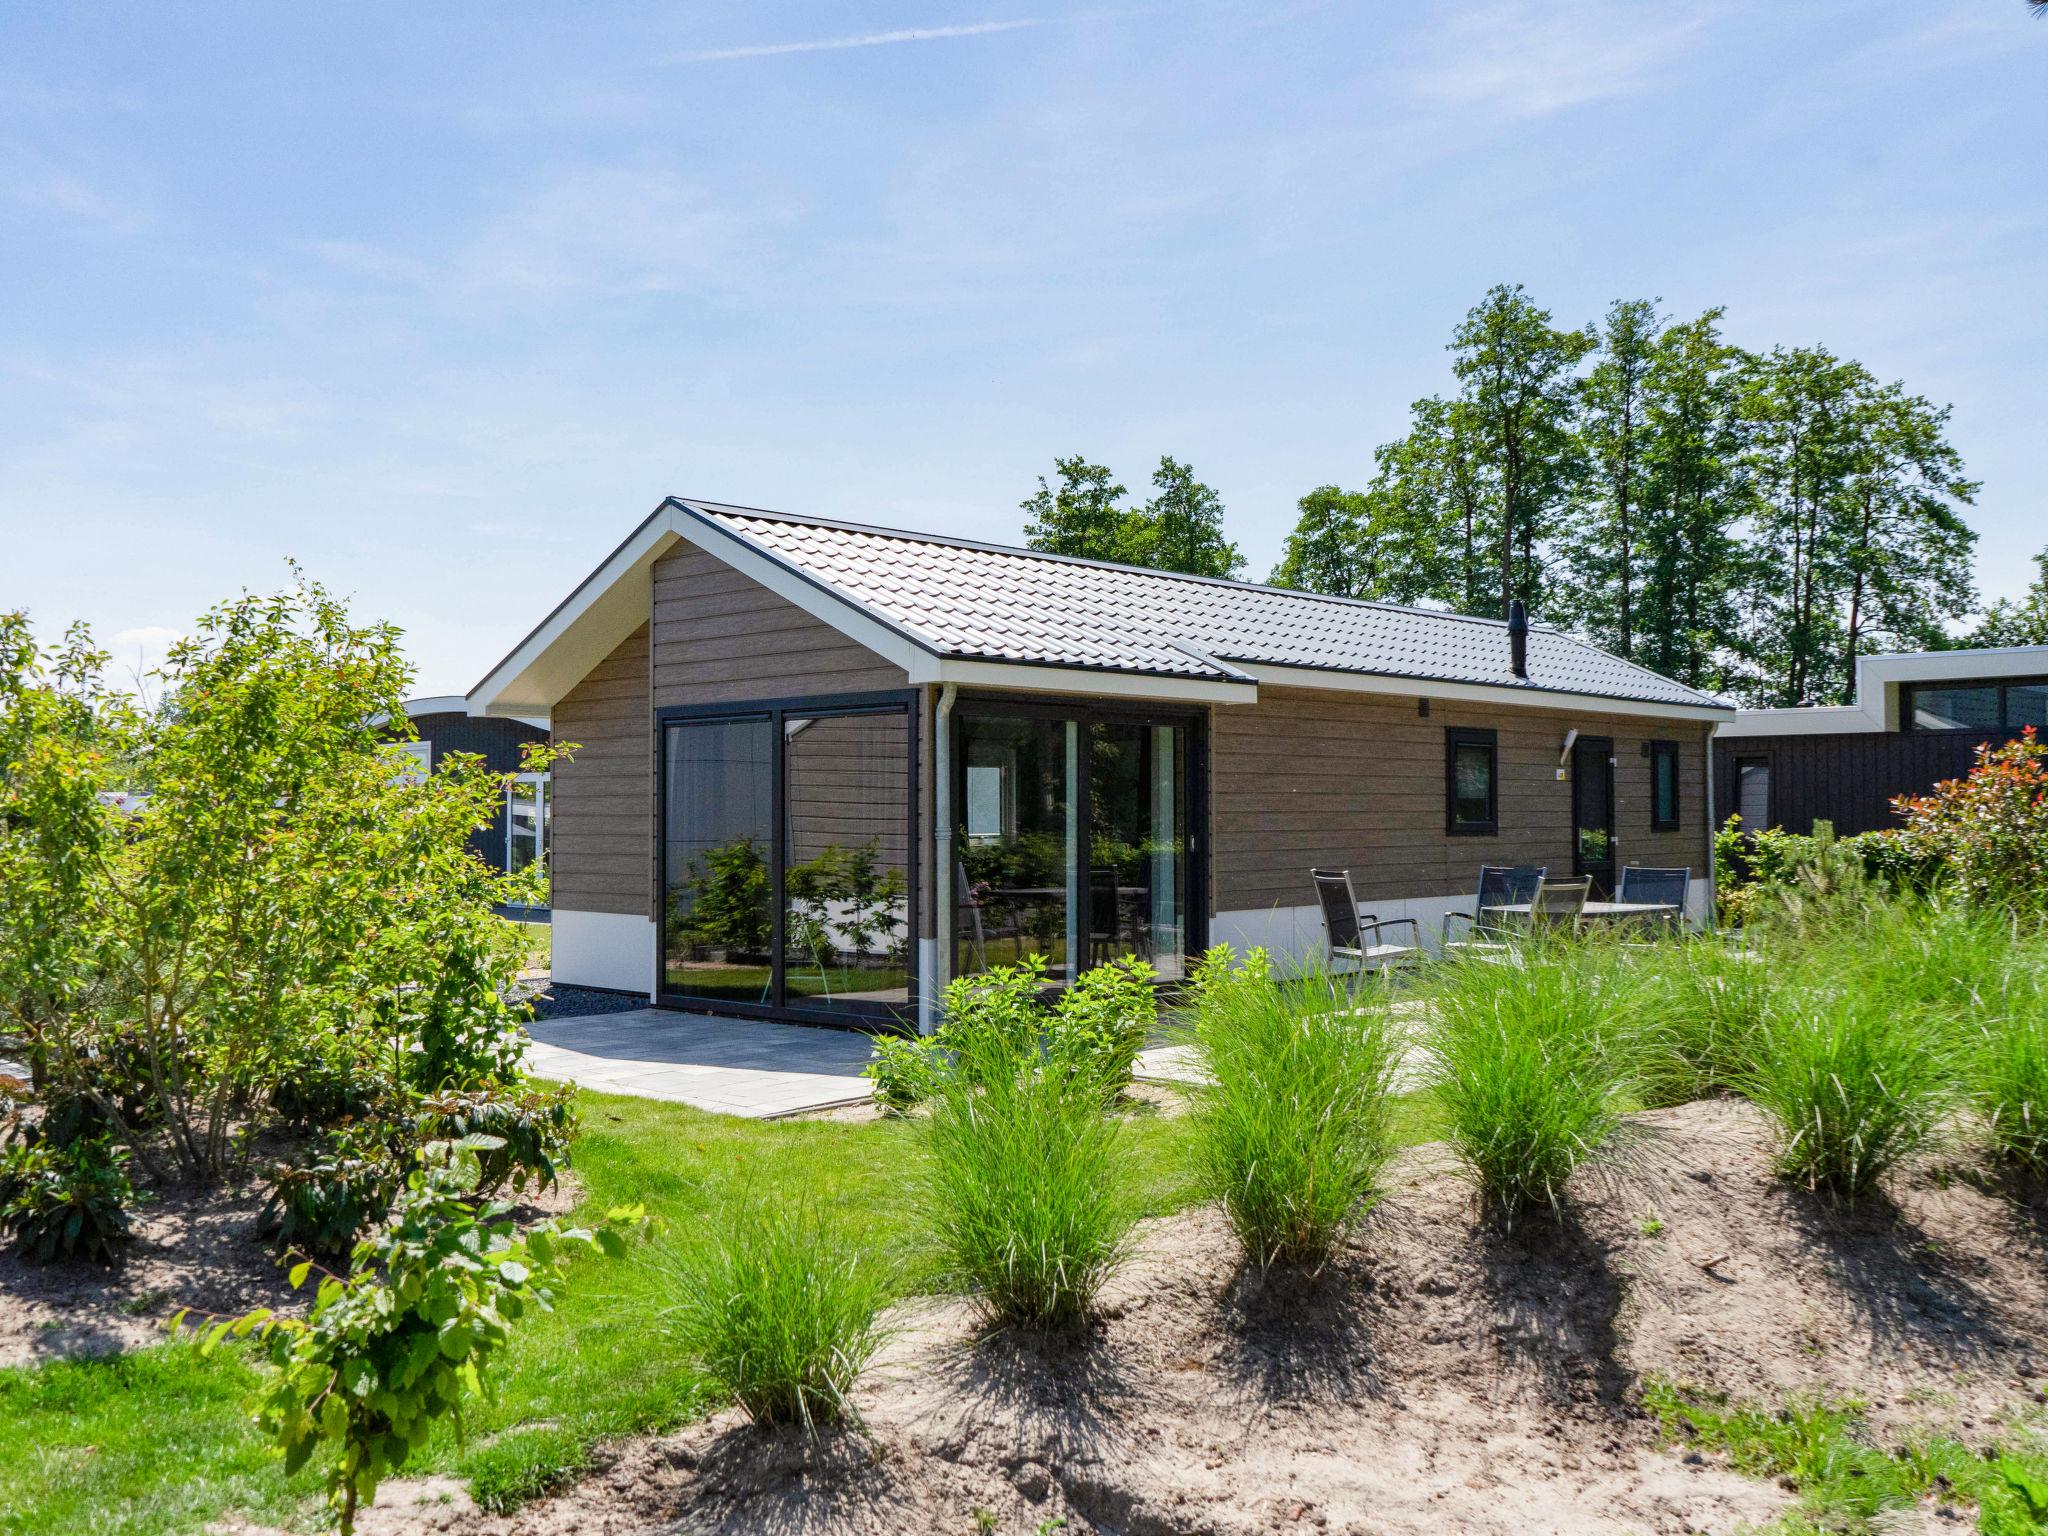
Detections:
[1445, 727, 1498, 836]
[1649, 740, 1681, 830]
[1907, 678, 2048, 732]
[1735, 755, 1770, 832]
[659, 690, 916, 1024]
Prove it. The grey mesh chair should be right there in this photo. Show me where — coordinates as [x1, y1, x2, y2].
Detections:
[1529, 875, 1593, 930]
[1617, 865, 1690, 928]
[1442, 864, 1546, 953]
[1311, 868, 1421, 978]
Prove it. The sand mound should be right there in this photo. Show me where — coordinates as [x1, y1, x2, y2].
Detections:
[368, 1099, 2048, 1536]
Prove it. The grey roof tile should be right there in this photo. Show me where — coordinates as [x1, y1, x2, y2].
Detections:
[680, 501, 1731, 713]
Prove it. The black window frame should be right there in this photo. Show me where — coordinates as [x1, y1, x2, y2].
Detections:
[1733, 753, 1771, 833]
[656, 687, 919, 1028]
[1444, 726, 1499, 837]
[1904, 676, 2048, 733]
[1648, 739, 1682, 831]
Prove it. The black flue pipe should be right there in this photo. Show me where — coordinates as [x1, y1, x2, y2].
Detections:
[1508, 599, 1529, 678]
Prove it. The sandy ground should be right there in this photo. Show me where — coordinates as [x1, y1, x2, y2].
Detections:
[329, 1098, 2048, 1536]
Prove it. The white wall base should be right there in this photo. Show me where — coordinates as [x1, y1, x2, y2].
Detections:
[915, 938, 940, 1035]
[1215, 881, 1710, 971]
[551, 909, 657, 998]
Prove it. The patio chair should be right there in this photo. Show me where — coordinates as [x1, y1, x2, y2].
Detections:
[1311, 867, 1422, 979]
[1529, 875, 1593, 930]
[1442, 864, 1545, 953]
[1616, 865, 1690, 936]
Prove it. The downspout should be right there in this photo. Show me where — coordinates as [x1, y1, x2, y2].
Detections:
[924, 683, 959, 1036]
[1703, 723, 1717, 931]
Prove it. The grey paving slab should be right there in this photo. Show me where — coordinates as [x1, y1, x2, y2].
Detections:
[524, 1009, 878, 1118]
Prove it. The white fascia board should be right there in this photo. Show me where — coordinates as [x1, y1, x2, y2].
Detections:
[404, 695, 470, 717]
[1238, 663, 1732, 723]
[918, 656, 1257, 705]
[1719, 705, 1881, 738]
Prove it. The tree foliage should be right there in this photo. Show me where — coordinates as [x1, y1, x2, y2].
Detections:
[1022, 453, 1241, 578]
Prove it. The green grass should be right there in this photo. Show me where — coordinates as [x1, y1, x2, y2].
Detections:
[0, 1087, 1207, 1535]
[1184, 964, 1401, 1270]
[1646, 1378, 2048, 1534]
[1634, 936, 1775, 1106]
[1974, 1002, 2048, 1180]
[656, 1196, 888, 1430]
[1424, 937, 1637, 1217]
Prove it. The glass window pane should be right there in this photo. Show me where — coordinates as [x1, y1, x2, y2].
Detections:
[1086, 719, 1189, 982]
[956, 714, 1074, 981]
[2006, 684, 2048, 732]
[664, 717, 774, 1002]
[1653, 747, 1679, 826]
[1913, 684, 2001, 731]
[508, 778, 544, 874]
[783, 712, 910, 1011]
[1451, 742, 1492, 827]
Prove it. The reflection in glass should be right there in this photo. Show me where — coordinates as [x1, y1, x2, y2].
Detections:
[507, 776, 546, 875]
[783, 713, 911, 1010]
[2005, 685, 2048, 733]
[1913, 684, 2001, 731]
[663, 717, 774, 1002]
[1087, 721, 1188, 981]
[955, 715, 1075, 980]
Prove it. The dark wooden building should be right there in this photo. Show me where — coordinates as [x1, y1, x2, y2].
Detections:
[1712, 648, 2048, 837]
[392, 697, 551, 883]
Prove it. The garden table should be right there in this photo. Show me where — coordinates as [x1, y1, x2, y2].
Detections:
[1482, 900, 1678, 920]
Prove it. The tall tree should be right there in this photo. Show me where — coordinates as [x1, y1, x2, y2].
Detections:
[1130, 456, 1242, 578]
[1269, 485, 1369, 594]
[1559, 299, 1661, 656]
[1449, 284, 1595, 616]
[1021, 456, 1128, 561]
[1973, 548, 2048, 646]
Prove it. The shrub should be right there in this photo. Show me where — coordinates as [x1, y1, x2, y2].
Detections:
[1972, 1004, 2048, 1180]
[261, 1121, 409, 1258]
[193, 1139, 638, 1536]
[271, 1038, 393, 1131]
[1184, 948, 1400, 1270]
[864, 1034, 939, 1113]
[1894, 728, 2048, 912]
[1425, 937, 1634, 1217]
[1744, 998, 1958, 1200]
[416, 1082, 577, 1198]
[658, 1197, 887, 1431]
[938, 958, 1054, 1088]
[1635, 939, 1775, 1107]
[0, 1134, 136, 1265]
[1046, 955, 1156, 1096]
[922, 1029, 1135, 1331]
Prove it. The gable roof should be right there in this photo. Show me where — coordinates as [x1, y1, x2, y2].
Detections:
[467, 496, 1733, 720]
[679, 500, 1730, 713]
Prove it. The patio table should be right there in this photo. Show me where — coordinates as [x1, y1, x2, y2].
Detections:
[1482, 900, 1677, 919]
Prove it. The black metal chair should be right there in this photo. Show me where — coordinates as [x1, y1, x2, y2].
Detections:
[1442, 864, 1546, 953]
[1311, 868, 1421, 978]
[1617, 865, 1690, 935]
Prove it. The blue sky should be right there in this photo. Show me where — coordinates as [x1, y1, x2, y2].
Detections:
[2, 1, 2040, 694]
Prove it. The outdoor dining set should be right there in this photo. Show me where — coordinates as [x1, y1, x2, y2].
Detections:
[1311, 863, 1694, 977]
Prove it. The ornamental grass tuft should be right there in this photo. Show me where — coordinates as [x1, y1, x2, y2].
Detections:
[1183, 947, 1401, 1270]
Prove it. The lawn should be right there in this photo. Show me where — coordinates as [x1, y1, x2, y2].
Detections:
[0, 1082, 1384, 1536]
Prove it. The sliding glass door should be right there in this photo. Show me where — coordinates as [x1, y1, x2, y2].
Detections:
[661, 693, 915, 1022]
[954, 700, 1199, 986]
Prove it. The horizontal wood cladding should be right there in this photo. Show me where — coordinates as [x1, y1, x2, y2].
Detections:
[1712, 728, 2013, 838]
[551, 623, 651, 918]
[1211, 686, 1711, 912]
[651, 544, 907, 707]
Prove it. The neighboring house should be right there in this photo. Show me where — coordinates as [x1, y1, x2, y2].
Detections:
[466, 499, 1733, 1030]
[1712, 647, 2048, 837]
[392, 696, 551, 885]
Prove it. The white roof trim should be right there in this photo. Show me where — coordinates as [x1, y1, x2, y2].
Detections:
[1241, 663, 1733, 722]
[921, 657, 1256, 705]
[1721, 645, 2048, 738]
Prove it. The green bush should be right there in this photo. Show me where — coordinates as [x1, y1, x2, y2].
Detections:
[261, 1122, 409, 1258]
[1744, 998, 1958, 1200]
[864, 1034, 939, 1113]
[416, 1082, 578, 1198]
[1046, 954, 1156, 1096]
[270, 1037, 393, 1131]
[1426, 937, 1634, 1217]
[1184, 946, 1400, 1269]
[1893, 729, 2048, 912]
[658, 1197, 887, 1432]
[922, 995, 1136, 1330]
[0, 1133, 135, 1265]
[1635, 939, 1774, 1107]
[195, 1140, 639, 1536]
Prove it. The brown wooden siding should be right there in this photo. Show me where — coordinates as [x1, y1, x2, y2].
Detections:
[550, 623, 651, 917]
[1711, 728, 2014, 838]
[1210, 686, 1712, 911]
[651, 544, 908, 706]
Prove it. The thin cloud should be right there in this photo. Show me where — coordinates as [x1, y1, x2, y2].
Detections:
[670, 18, 1043, 65]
